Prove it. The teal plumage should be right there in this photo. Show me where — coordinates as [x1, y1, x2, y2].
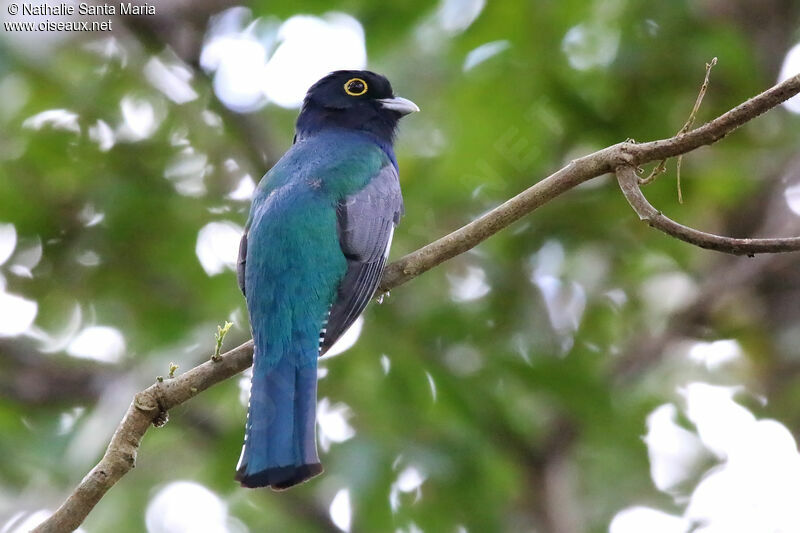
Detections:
[235, 71, 418, 489]
[245, 132, 388, 368]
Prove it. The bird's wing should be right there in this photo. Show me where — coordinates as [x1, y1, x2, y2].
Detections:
[237, 230, 248, 295]
[321, 164, 404, 354]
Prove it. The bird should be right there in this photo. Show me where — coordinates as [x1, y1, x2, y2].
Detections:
[234, 70, 418, 490]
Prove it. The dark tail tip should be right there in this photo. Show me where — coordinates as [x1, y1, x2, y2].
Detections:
[236, 462, 324, 490]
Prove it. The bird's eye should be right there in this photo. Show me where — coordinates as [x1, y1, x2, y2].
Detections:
[344, 78, 368, 96]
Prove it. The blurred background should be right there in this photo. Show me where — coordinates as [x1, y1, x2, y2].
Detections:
[1, 0, 800, 531]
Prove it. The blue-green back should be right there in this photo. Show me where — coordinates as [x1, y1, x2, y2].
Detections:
[244, 130, 390, 368]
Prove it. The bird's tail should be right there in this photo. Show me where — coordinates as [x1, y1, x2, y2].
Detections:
[235, 348, 322, 490]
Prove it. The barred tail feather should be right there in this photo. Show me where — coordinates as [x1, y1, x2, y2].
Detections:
[235, 349, 322, 490]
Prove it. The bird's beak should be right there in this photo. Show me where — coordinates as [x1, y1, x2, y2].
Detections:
[378, 96, 420, 115]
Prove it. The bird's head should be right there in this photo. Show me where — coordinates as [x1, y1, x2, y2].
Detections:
[295, 70, 419, 144]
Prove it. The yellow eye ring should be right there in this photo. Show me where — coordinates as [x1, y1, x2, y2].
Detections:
[344, 78, 368, 96]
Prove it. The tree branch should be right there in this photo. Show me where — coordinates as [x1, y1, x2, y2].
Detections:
[380, 72, 800, 290]
[613, 152, 800, 380]
[34, 72, 800, 532]
[616, 164, 800, 254]
[32, 340, 255, 533]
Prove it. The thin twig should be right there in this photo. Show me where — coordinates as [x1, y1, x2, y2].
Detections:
[676, 57, 718, 203]
[33, 71, 800, 533]
[637, 154, 668, 186]
[638, 56, 718, 199]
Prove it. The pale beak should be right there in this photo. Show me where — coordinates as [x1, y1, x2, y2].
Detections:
[377, 96, 420, 115]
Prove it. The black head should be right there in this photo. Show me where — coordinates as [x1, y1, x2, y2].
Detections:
[295, 70, 418, 144]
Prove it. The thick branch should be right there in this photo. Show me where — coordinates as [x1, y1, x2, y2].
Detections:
[34, 72, 800, 533]
[616, 165, 800, 254]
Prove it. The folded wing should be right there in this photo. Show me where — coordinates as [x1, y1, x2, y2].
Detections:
[321, 164, 404, 354]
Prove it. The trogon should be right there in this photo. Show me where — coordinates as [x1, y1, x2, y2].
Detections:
[235, 70, 418, 489]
